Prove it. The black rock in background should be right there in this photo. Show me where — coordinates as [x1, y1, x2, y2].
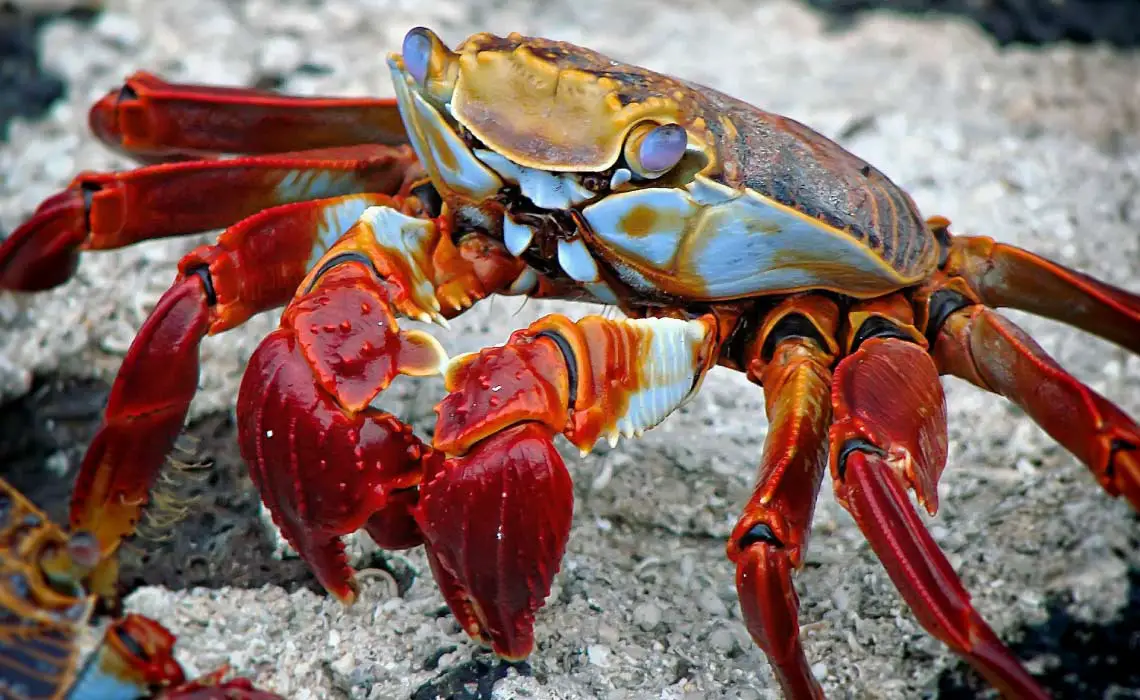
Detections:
[0, 5, 99, 140]
[0, 376, 323, 598]
[1, 0, 1138, 140]
[803, 0, 1140, 47]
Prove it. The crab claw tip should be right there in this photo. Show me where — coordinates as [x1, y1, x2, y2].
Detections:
[416, 422, 574, 659]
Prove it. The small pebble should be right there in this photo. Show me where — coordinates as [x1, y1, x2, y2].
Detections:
[708, 626, 737, 654]
[598, 623, 621, 645]
[330, 652, 355, 677]
[633, 602, 662, 631]
[587, 644, 611, 668]
[699, 588, 728, 617]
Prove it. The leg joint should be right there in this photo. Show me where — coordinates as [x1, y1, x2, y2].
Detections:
[303, 251, 379, 294]
[184, 265, 217, 306]
[535, 329, 578, 407]
[836, 438, 887, 481]
[736, 522, 784, 550]
[923, 288, 974, 346]
[760, 313, 832, 363]
[849, 316, 921, 353]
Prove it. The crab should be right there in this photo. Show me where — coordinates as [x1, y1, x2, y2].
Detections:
[1, 25, 1138, 699]
[0, 477, 284, 699]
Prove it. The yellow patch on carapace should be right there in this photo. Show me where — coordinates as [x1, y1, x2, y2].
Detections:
[449, 37, 690, 171]
[718, 115, 739, 142]
[619, 204, 661, 239]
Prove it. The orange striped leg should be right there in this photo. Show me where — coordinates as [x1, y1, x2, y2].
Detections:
[727, 296, 839, 699]
[933, 303, 1140, 509]
[0, 144, 421, 291]
[938, 220, 1140, 354]
[88, 71, 408, 162]
[829, 335, 1049, 699]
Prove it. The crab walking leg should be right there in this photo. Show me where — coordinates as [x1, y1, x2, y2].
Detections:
[420, 313, 721, 659]
[68, 614, 187, 698]
[934, 304, 1140, 509]
[68, 193, 399, 595]
[0, 145, 420, 291]
[72, 614, 287, 699]
[829, 337, 1049, 700]
[937, 221, 1140, 354]
[236, 206, 525, 604]
[89, 71, 408, 162]
[727, 297, 840, 700]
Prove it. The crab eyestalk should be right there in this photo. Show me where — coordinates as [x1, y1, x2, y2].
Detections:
[387, 29, 501, 209]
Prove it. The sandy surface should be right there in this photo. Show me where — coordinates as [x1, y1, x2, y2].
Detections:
[2, 1, 1140, 698]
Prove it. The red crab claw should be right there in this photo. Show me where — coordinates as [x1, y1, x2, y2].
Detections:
[237, 259, 448, 604]
[162, 670, 286, 700]
[420, 335, 576, 660]
[64, 194, 402, 599]
[69, 613, 187, 697]
[0, 185, 91, 290]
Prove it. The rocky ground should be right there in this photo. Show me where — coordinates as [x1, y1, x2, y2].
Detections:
[1, 1, 1139, 698]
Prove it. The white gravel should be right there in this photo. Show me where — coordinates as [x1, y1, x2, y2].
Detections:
[2, 1, 1139, 698]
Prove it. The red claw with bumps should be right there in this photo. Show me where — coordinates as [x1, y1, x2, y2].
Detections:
[421, 333, 578, 659]
[417, 423, 573, 660]
[237, 254, 576, 658]
[236, 258, 446, 603]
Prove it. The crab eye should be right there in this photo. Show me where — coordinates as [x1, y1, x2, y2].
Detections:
[624, 123, 688, 178]
[402, 28, 433, 84]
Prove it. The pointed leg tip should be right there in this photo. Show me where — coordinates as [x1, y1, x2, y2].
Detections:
[493, 641, 534, 664]
[332, 586, 359, 606]
[316, 563, 360, 606]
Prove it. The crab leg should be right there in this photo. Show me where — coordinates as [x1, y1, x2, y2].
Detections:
[829, 335, 1049, 699]
[67, 614, 186, 698]
[69, 193, 404, 598]
[933, 304, 1140, 509]
[0, 145, 420, 291]
[422, 312, 721, 659]
[236, 206, 526, 604]
[727, 296, 839, 700]
[939, 222, 1140, 354]
[89, 71, 408, 162]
